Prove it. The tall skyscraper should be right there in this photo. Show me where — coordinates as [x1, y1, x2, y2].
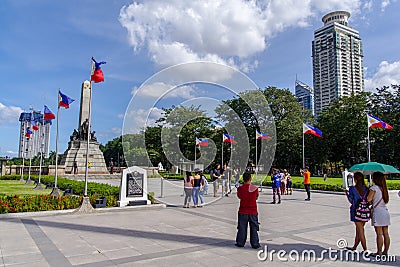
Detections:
[18, 111, 51, 159]
[312, 11, 364, 114]
[295, 79, 314, 115]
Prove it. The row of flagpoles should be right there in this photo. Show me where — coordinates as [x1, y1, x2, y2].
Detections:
[20, 57, 106, 196]
[193, 113, 392, 172]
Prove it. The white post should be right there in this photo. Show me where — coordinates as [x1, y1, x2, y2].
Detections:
[367, 115, 372, 185]
[54, 89, 60, 188]
[20, 126, 25, 182]
[302, 131, 305, 169]
[194, 142, 197, 168]
[84, 62, 94, 197]
[28, 137, 32, 180]
[256, 136, 260, 189]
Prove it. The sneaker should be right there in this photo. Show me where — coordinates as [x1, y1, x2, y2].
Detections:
[252, 245, 261, 249]
[270, 201, 276, 204]
[305, 198, 311, 201]
[234, 243, 244, 248]
[225, 194, 229, 197]
[277, 201, 281, 204]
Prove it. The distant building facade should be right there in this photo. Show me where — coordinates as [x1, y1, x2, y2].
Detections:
[18, 111, 51, 159]
[295, 80, 314, 115]
[312, 11, 364, 114]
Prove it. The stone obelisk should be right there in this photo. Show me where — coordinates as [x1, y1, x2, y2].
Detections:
[60, 81, 108, 174]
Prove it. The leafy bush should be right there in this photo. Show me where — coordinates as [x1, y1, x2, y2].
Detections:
[0, 195, 82, 214]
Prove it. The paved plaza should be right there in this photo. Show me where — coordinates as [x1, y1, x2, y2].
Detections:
[0, 181, 399, 266]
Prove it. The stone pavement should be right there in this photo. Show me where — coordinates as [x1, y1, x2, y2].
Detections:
[0, 185, 399, 266]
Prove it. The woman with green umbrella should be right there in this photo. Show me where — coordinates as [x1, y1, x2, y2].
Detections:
[367, 172, 391, 256]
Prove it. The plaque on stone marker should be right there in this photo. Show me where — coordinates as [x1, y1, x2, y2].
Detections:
[126, 171, 143, 197]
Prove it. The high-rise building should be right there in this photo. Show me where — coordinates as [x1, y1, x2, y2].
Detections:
[18, 111, 51, 159]
[312, 11, 364, 114]
[295, 79, 314, 115]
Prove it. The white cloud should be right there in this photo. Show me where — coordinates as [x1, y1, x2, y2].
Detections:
[119, 0, 366, 74]
[0, 103, 23, 125]
[365, 61, 400, 91]
[132, 82, 196, 99]
[381, 0, 397, 11]
[124, 107, 164, 133]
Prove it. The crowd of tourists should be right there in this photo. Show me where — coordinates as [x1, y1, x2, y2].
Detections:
[182, 163, 392, 257]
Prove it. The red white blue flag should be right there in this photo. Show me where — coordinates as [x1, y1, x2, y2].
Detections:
[44, 105, 55, 120]
[303, 123, 322, 138]
[196, 138, 209, 147]
[223, 133, 236, 144]
[26, 127, 33, 138]
[59, 91, 75, 109]
[256, 130, 271, 140]
[30, 114, 39, 130]
[367, 114, 392, 130]
[91, 57, 106, 83]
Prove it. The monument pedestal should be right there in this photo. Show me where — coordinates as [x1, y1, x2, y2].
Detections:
[60, 140, 108, 174]
[118, 166, 150, 207]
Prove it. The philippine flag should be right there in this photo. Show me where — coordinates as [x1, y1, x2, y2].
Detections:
[26, 127, 33, 138]
[223, 133, 236, 144]
[43, 105, 55, 120]
[59, 91, 75, 109]
[196, 138, 209, 147]
[256, 130, 271, 140]
[30, 118, 39, 130]
[367, 114, 392, 130]
[91, 57, 106, 83]
[303, 123, 322, 138]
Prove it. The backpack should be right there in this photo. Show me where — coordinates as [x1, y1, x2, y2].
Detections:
[354, 188, 371, 222]
[209, 169, 215, 181]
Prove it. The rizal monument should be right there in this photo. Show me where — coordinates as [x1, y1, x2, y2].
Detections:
[60, 81, 108, 174]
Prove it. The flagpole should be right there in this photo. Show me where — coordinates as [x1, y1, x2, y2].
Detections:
[84, 63, 94, 198]
[34, 114, 44, 190]
[20, 125, 25, 182]
[367, 114, 372, 186]
[221, 137, 224, 169]
[26, 112, 33, 185]
[302, 129, 305, 169]
[194, 142, 197, 169]
[255, 134, 258, 186]
[51, 89, 61, 196]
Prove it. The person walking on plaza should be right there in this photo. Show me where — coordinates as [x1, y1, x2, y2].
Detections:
[199, 170, 208, 206]
[211, 164, 221, 197]
[280, 170, 287, 195]
[285, 170, 293, 195]
[192, 169, 202, 208]
[367, 172, 391, 256]
[344, 172, 369, 252]
[301, 166, 311, 201]
[234, 168, 240, 188]
[271, 168, 281, 204]
[183, 171, 193, 208]
[235, 172, 261, 249]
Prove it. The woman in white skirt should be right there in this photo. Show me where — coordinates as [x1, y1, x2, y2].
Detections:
[367, 172, 390, 256]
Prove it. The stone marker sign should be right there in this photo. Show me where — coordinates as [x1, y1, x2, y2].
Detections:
[118, 166, 150, 206]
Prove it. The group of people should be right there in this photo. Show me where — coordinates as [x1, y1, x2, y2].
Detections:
[182, 164, 393, 256]
[183, 169, 209, 208]
[345, 171, 391, 257]
[270, 168, 294, 204]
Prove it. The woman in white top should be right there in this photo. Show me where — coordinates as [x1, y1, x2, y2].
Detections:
[367, 172, 390, 256]
[183, 171, 194, 208]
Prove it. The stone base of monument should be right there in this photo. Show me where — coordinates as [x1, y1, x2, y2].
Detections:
[25, 179, 33, 185]
[73, 196, 95, 213]
[50, 188, 62, 197]
[118, 166, 151, 207]
[60, 140, 108, 174]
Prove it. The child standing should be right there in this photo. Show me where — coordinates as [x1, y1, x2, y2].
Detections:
[235, 172, 261, 249]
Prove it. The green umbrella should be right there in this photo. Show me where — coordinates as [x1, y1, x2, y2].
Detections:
[349, 162, 400, 175]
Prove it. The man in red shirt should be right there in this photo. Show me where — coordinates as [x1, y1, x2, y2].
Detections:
[235, 172, 261, 249]
[302, 166, 311, 201]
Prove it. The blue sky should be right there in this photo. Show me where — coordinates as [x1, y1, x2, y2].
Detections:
[1, 0, 399, 158]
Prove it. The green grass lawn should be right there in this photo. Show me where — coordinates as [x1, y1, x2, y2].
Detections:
[0, 180, 52, 196]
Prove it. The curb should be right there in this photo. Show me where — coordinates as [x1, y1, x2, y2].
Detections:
[0, 203, 166, 219]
